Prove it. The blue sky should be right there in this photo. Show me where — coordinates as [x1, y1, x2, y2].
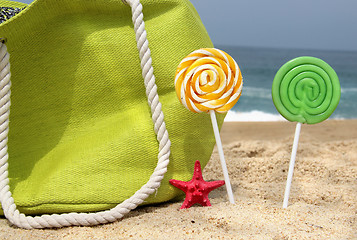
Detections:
[18, 0, 357, 51]
[190, 0, 357, 51]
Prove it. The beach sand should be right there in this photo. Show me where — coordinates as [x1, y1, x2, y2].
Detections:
[1, 120, 356, 239]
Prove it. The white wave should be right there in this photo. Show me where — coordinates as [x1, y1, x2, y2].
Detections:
[329, 114, 346, 120]
[224, 110, 286, 122]
[243, 87, 272, 99]
[341, 87, 357, 93]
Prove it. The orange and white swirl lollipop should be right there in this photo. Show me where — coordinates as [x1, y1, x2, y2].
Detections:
[175, 48, 243, 113]
[174, 48, 243, 204]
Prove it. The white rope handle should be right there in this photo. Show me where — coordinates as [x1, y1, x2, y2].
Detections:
[0, 0, 171, 229]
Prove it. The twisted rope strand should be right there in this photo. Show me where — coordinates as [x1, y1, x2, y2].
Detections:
[0, 0, 171, 229]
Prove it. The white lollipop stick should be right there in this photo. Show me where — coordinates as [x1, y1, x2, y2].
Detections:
[209, 110, 235, 204]
[283, 122, 302, 208]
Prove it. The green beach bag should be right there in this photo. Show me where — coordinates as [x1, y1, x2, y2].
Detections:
[0, 0, 225, 229]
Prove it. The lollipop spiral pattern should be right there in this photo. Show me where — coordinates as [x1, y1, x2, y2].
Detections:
[272, 56, 341, 124]
[174, 48, 243, 113]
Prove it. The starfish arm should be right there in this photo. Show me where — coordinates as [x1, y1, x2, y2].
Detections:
[169, 179, 188, 192]
[192, 160, 204, 181]
[206, 180, 225, 192]
[200, 196, 211, 207]
[180, 197, 195, 209]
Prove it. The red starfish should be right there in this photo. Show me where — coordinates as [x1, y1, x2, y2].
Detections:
[169, 160, 225, 209]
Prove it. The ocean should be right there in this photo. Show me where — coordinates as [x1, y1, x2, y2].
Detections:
[217, 46, 357, 122]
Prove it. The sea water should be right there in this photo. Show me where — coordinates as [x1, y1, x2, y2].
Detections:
[217, 46, 357, 122]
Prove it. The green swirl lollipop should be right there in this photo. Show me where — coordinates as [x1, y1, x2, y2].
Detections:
[272, 56, 341, 124]
[272, 56, 341, 208]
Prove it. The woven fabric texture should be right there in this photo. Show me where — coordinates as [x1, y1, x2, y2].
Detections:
[0, 0, 224, 214]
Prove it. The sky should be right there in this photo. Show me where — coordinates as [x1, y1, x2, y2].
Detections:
[190, 0, 357, 51]
[18, 0, 357, 51]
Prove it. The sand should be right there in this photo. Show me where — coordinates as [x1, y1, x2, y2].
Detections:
[0, 120, 356, 239]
